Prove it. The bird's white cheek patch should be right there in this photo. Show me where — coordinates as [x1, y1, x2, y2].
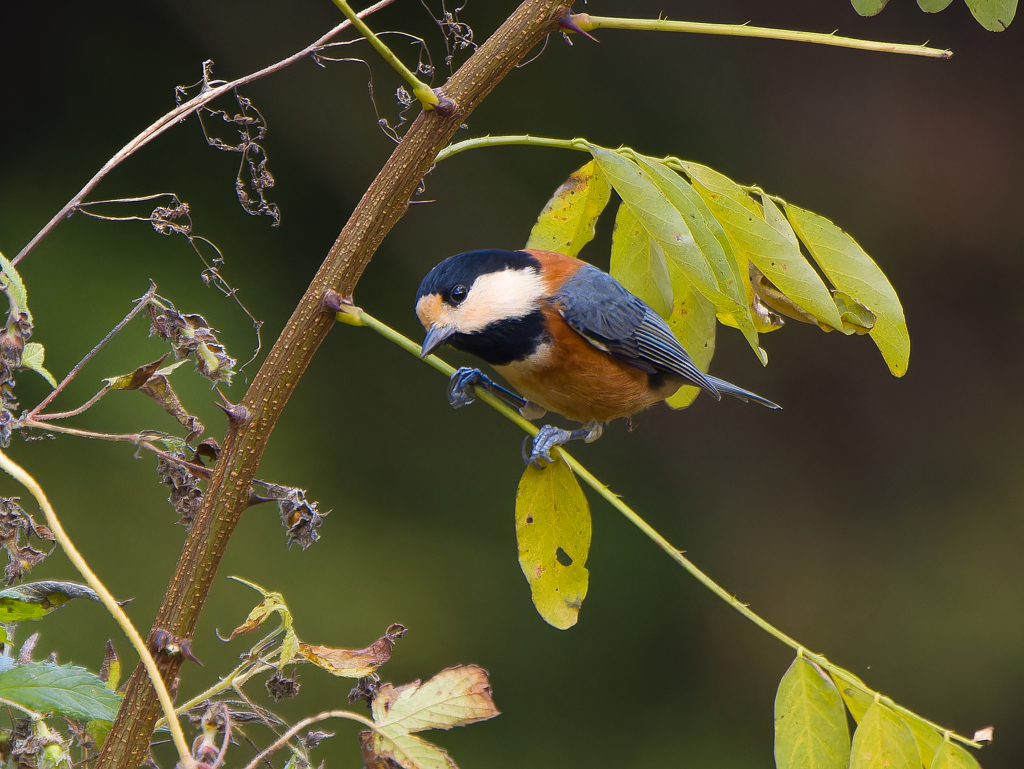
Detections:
[456, 268, 546, 333]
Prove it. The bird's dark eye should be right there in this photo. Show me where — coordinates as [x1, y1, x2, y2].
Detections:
[450, 284, 468, 304]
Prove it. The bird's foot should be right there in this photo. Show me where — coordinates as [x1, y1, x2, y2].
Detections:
[446, 367, 528, 411]
[522, 422, 603, 468]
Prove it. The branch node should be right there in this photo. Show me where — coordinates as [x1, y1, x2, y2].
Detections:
[215, 391, 250, 427]
[562, 15, 599, 42]
[431, 89, 458, 116]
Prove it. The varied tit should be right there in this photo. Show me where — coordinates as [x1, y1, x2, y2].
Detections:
[415, 249, 780, 466]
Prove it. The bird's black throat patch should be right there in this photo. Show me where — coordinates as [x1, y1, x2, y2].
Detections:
[449, 310, 546, 366]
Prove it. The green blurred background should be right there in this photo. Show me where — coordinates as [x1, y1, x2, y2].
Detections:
[2, 0, 1023, 766]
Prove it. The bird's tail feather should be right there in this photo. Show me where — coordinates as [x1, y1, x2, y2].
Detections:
[705, 376, 781, 410]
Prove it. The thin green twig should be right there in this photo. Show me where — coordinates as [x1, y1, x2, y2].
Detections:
[571, 13, 952, 59]
[0, 451, 196, 768]
[343, 307, 982, 750]
[329, 0, 440, 109]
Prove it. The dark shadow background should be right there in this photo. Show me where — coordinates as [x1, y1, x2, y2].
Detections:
[1, 0, 1023, 766]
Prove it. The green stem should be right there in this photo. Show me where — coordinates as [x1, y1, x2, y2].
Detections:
[0, 451, 195, 767]
[346, 308, 982, 750]
[572, 13, 952, 59]
[329, 0, 440, 108]
[434, 135, 589, 164]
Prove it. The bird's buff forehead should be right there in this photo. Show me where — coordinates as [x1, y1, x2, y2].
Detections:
[415, 293, 446, 329]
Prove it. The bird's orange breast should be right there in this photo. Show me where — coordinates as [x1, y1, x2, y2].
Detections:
[494, 308, 678, 424]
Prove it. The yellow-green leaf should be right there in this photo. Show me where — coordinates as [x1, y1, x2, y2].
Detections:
[226, 576, 298, 669]
[371, 664, 499, 735]
[360, 731, 456, 769]
[515, 456, 591, 629]
[21, 343, 57, 388]
[526, 160, 612, 256]
[831, 668, 873, 722]
[929, 739, 982, 769]
[964, 0, 1016, 30]
[609, 203, 673, 318]
[785, 204, 909, 376]
[0, 250, 31, 322]
[833, 291, 876, 335]
[774, 656, 851, 769]
[904, 714, 946, 768]
[850, 702, 919, 769]
[665, 273, 716, 410]
[678, 162, 843, 331]
[588, 146, 721, 307]
[918, 0, 954, 11]
[636, 155, 761, 356]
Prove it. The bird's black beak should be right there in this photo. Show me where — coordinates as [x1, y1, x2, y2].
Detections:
[421, 324, 455, 357]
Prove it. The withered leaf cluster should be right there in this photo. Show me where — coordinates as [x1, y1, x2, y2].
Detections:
[0, 498, 54, 585]
[253, 483, 328, 550]
[156, 453, 203, 526]
[149, 306, 237, 385]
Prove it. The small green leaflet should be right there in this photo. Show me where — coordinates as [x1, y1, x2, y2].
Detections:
[965, 0, 1017, 29]
[515, 456, 591, 629]
[785, 204, 910, 377]
[525, 160, 611, 256]
[930, 739, 982, 769]
[851, 0, 892, 14]
[918, 0, 954, 10]
[0, 581, 103, 622]
[0, 661, 122, 721]
[850, 702, 919, 769]
[664, 273, 716, 410]
[21, 343, 58, 388]
[774, 656, 850, 769]
[0, 251, 31, 322]
[609, 204, 673, 318]
[831, 667, 873, 722]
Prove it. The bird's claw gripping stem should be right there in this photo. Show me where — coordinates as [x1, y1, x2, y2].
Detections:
[523, 422, 603, 468]
[447, 367, 527, 411]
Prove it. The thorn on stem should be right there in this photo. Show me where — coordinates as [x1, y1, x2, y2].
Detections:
[560, 15, 599, 42]
[215, 389, 250, 427]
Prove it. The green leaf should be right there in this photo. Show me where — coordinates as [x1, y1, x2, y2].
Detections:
[785, 204, 910, 376]
[515, 456, 591, 629]
[678, 162, 843, 331]
[831, 668, 874, 722]
[635, 155, 762, 356]
[86, 720, 113, 750]
[526, 160, 612, 256]
[851, 0, 891, 15]
[929, 739, 981, 769]
[0, 581, 103, 623]
[20, 343, 58, 388]
[918, 0, 954, 11]
[0, 661, 122, 721]
[850, 702, 919, 769]
[0, 251, 31, 322]
[665, 274, 717, 410]
[774, 657, 851, 769]
[904, 714, 946, 768]
[587, 146, 722, 308]
[226, 576, 298, 669]
[965, 0, 1017, 29]
[609, 203, 673, 318]
[833, 291, 876, 335]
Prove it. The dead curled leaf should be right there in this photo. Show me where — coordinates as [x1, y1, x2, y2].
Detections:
[299, 623, 406, 678]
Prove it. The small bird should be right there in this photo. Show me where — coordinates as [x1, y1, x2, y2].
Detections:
[415, 249, 779, 465]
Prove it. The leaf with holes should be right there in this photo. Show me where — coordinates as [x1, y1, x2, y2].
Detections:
[678, 162, 843, 331]
[850, 702, 919, 769]
[0, 661, 121, 721]
[965, 0, 1017, 29]
[526, 160, 612, 256]
[609, 203, 673, 318]
[930, 739, 982, 769]
[0, 581, 103, 622]
[20, 343, 57, 388]
[785, 203, 909, 376]
[774, 656, 850, 769]
[371, 665, 499, 735]
[515, 456, 591, 629]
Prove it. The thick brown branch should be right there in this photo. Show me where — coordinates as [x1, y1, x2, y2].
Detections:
[95, 2, 571, 765]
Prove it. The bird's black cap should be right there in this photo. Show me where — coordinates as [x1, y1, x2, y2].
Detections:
[415, 250, 541, 305]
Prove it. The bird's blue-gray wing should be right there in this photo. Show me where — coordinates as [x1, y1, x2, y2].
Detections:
[552, 265, 720, 397]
